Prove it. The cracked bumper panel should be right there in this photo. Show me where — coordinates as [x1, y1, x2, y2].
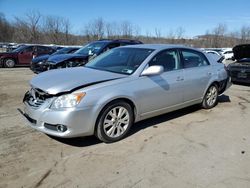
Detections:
[19, 101, 97, 138]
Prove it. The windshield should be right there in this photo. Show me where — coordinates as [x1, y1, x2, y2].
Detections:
[85, 48, 154, 75]
[12, 45, 27, 53]
[74, 42, 108, 55]
[53, 47, 75, 55]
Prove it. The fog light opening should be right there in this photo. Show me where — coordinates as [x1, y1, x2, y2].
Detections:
[56, 124, 67, 132]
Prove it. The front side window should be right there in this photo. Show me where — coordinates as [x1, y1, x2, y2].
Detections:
[22, 46, 33, 53]
[85, 48, 154, 75]
[181, 50, 209, 68]
[148, 49, 180, 72]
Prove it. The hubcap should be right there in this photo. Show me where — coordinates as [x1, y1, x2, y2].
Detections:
[5, 59, 14, 67]
[206, 86, 217, 106]
[103, 106, 130, 138]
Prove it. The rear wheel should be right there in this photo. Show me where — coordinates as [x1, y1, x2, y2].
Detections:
[96, 101, 134, 143]
[202, 84, 219, 109]
[4, 58, 15, 68]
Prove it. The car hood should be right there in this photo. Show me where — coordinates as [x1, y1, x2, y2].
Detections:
[47, 54, 89, 64]
[32, 54, 50, 63]
[233, 44, 250, 60]
[30, 67, 126, 95]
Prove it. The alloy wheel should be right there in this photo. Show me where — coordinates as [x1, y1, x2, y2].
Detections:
[103, 106, 130, 138]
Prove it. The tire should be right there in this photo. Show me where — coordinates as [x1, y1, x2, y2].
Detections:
[4, 58, 15, 68]
[202, 84, 219, 109]
[95, 100, 134, 143]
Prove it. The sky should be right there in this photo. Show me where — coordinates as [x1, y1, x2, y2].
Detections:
[1, 0, 250, 38]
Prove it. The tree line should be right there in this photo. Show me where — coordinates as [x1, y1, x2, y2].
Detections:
[1, 11, 250, 48]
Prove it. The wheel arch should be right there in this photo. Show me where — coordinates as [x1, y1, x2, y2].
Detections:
[94, 97, 137, 134]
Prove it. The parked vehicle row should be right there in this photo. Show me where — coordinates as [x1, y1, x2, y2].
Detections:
[30, 39, 143, 73]
[19, 44, 231, 143]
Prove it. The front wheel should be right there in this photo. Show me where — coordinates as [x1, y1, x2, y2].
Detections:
[202, 84, 219, 109]
[4, 58, 15, 68]
[96, 101, 134, 143]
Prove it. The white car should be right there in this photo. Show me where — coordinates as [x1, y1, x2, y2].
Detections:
[222, 50, 234, 60]
[205, 50, 222, 56]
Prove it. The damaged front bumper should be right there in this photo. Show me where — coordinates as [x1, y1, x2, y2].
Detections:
[18, 91, 96, 138]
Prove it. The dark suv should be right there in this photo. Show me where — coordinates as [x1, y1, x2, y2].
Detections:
[0, 45, 56, 68]
[228, 44, 250, 84]
[44, 39, 143, 72]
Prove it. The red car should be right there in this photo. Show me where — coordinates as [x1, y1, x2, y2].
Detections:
[0, 45, 56, 68]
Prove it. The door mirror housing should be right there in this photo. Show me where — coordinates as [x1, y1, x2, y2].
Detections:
[141, 65, 164, 76]
[88, 50, 94, 56]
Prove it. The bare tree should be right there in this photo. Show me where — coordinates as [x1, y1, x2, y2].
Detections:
[13, 17, 30, 43]
[212, 23, 227, 47]
[0, 13, 13, 42]
[42, 15, 72, 44]
[240, 25, 250, 43]
[26, 10, 41, 42]
[120, 21, 133, 38]
[84, 18, 105, 40]
[154, 28, 161, 39]
[176, 27, 185, 39]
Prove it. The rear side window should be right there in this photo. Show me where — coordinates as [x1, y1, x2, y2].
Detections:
[181, 50, 209, 68]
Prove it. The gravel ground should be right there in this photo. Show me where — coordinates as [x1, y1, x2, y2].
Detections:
[0, 67, 249, 188]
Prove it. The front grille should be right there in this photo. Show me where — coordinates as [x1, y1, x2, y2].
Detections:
[24, 88, 51, 109]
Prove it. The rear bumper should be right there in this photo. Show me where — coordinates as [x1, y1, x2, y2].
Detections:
[218, 77, 232, 94]
[228, 66, 250, 84]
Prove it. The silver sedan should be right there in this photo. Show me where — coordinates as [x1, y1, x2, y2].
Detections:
[19, 44, 230, 142]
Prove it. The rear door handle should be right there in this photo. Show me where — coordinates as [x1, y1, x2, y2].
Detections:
[207, 72, 212, 76]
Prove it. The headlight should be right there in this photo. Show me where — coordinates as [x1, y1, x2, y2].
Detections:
[51, 93, 86, 109]
[38, 61, 44, 65]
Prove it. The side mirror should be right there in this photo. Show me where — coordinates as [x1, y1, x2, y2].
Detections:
[88, 50, 94, 56]
[141, 65, 164, 76]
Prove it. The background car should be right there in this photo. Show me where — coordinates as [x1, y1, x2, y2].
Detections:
[228, 44, 250, 84]
[19, 44, 230, 143]
[222, 50, 234, 60]
[30, 47, 80, 73]
[45, 39, 143, 71]
[0, 45, 56, 68]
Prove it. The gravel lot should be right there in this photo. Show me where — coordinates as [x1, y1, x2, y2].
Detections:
[0, 68, 250, 188]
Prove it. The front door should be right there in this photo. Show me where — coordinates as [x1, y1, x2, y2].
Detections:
[136, 49, 184, 116]
[18, 46, 34, 65]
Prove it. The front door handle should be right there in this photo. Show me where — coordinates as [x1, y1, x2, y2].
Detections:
[176, 76, 184, 81]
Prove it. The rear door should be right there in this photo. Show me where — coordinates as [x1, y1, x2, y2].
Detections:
[180, 49, 212, 102]
[18, 46, 34, 65]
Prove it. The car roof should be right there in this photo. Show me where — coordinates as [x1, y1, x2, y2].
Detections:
[120, 44, 200, 51]
[93, 39, 142, 44]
